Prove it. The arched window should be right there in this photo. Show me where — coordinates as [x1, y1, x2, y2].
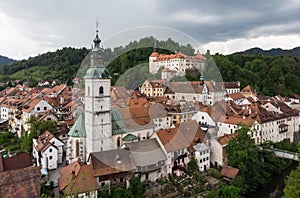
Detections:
[75, 140, 80, 157]
[99, 86, 104, 94]
[117, 137, 121, 148]
[87, 86, 90, 96]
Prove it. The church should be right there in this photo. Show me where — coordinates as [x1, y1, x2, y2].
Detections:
[66, 29, 156, 164]
[66, 29, 115, 164]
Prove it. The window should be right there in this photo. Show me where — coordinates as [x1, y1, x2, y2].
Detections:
[49, 156, 52, 160]
[37, 107, 40, 111]
[49, 148, 52, 152]
[76, 140, 80, 157]
[88, 86, 90, 96]
[44, 107, 47, 111]
[99, 86, 104, 94]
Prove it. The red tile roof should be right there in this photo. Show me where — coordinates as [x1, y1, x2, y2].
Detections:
[157, 120, 205, 152]
[59, 160, 98, 195]
[221, 165, 239, 179]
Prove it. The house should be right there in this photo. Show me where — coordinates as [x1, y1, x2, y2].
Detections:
[223, 81, 240, 94]
[124, 138, 167, 181]
[164, 81, 203, 102]
[156, 120, 205, 176]
[89, 149, 136, 190]
[164, 101, 199, 125]
[209, 134, 236, 167]
[140, 79, 166, 97]
[192, 110, 216, 130]
[202, 81, 226, 106]
[149, 103, 171, 131]
[226, 92, 250, 105]
[192, 143, 210, 172]
[0, 166, 41, 198]
[59, 159, 98, 198]
[241, 85, 257, 97]
[33, 130, 64, 170]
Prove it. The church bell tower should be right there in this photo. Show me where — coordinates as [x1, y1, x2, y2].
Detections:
[84, 25, 113, 158]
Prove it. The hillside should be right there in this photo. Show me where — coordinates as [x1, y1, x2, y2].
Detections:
[234, 47, 300, 59]
[0, 39, 299, 96]
[0, 55, 15, 66]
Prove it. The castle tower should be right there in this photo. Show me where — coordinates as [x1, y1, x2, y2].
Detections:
[84, 27, 113, 159]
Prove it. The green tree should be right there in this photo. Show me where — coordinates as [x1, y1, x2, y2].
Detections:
[128, 176, 147, 198]
[20, 116, 57, 153]
[284, 142, 300, 198]
[227, 125, 271, 193]
[188, 157, 199, 173]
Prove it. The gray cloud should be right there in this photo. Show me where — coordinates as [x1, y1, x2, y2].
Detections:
[0, 0, 300, 58]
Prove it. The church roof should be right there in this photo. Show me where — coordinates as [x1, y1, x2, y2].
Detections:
[68, 113, 86, 137]
[84, 67, 111, 79]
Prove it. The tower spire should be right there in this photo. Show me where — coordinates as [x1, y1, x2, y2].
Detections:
[200, 72, 205, 86]
[93, 20, 101, 48]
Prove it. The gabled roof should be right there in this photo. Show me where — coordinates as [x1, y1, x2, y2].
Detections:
[224, 82, 240, 89]
[221, 165, 239, 179]
[22, 98, 51, 113]
[241, 85, 256, 93]
[204, 81, 225, 92]
[167, 81, 203, 94]
[125, 138, 167, 167]
[227, 92, 245, 101]
[59, 160, 98, 195]
[157, 120, 205, 152]
[217, 134, 236, 146]
[68, 113, 86, 137]
[90, 149, 136, 177]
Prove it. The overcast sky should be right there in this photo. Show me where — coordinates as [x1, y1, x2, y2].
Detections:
[1, 0, 300, 59]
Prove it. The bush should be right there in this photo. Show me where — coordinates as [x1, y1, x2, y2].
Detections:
[210, 168, 222, 179]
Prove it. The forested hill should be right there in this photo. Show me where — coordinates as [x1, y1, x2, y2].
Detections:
[0, 37, 299, 96]
[210, 53, 300, 96]
[0, 55, 15, 66]
[234, 47, 300, 59]
[0, 37, 194, 84]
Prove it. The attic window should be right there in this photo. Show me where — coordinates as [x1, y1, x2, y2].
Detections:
[117, 160, 121, 164]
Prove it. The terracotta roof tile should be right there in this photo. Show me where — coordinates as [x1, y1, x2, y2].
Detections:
[59, 160, 98, 195]
[157, 120, 205, 152]
[221, 165, 239, 179]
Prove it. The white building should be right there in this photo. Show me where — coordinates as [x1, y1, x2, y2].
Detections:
[33, 130, 64, 170]
[149, 52, 206, 75]
[193, 143, 210, 172]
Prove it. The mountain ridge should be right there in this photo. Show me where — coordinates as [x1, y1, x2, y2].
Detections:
[233, 46, 300, 58]
[0, 55, 16, 66]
